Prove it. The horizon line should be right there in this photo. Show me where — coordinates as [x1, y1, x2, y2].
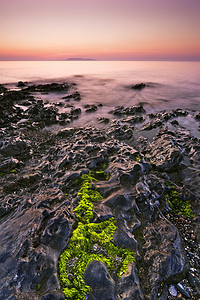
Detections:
[1, 59, 200, 62]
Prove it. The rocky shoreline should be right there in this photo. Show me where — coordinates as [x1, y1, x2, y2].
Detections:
[0, 81, 200, 300]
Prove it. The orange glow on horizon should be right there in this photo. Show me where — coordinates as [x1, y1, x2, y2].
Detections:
[0, 0, 200, 61]
[1, 44, 199, 61]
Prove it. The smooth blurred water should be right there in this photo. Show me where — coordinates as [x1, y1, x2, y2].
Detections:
[0, 61, 200, 113]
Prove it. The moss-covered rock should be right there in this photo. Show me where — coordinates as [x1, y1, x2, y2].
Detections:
[58, 173, 135, 299]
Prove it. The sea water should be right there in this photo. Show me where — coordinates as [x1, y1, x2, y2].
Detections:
[0, 61, 200, 130]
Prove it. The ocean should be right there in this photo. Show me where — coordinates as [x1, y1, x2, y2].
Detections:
[0, 61, 200, 129]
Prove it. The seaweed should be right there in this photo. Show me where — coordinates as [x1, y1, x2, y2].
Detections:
[58, 172, 135, 299]
[165, 183, 194, 218]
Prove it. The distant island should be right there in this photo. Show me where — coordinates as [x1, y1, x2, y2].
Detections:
[65, 58, 96, 61]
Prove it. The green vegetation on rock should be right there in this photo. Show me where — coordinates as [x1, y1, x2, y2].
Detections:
[58, 172, 135, 300]
[0, 169, 18, 177]
[166, 183, 194, 218]
[35, 283, 41, 291]
[135, 156, 140, 162]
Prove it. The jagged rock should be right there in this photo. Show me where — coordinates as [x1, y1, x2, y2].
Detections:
[3, 171, 41, 193]
[131, 83, 146, 90]
[87, 155, 106, 169]
[95, 180, 120, 199]
[20, 100, 32, 106]
[0, 207, 71, 299]
[0, 140, 30, 159]
[173, 108, 189, 117]
[143, 110, 189, 131]
[17, 81, 27, 88]
[0, 89, 29, 105]
[55, 101, 64, 107]
[98, 117, 110, 124]
[40, 215, 71, 250]
[70, 107, 81, 115]
[130, 163, 142, 183]
[194, 112, 200, 121]
[103, 193, 130, 209]
[18, 172, 41, 186]
[145, 130, 183, 171]
[59, 155, 72, 169]
[58, 112, 70, 122]
[27, 103, 58, 125]
[120, 173, 133, 187]
[119, 163, 142, 187]
[26, 82, 70, 92]
[135, 181, 151, 199]
[122, 115, 144, 124]
[93, 203, 114, 222]
[56, 128, 75, 138]
[62, 91, 81, 101]
[124, 105, 146, 114]
[113, 227, 138, 252]
[116, 264, 144, 300]
[171, 120, 179, 126]
[84, 261, 115, 300]
[142, 119, 162, 130]
[0, 158, 20, 173]
[0, 83, 7, 93]
[111, 106, 124, 116]
[143, 215, 186, 284]
[0, 96, 199, 299]
[111, 105, 146, 116]
[107, 125, 133, 141]
[62, 172, 81, 188]
[84, 104, 98, 113]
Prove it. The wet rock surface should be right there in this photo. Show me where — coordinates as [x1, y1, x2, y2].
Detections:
[0, 81, 200, 299]
[84, 261, 115, 300]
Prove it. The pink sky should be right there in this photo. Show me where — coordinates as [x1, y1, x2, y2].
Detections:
[0, 0, 200, 60]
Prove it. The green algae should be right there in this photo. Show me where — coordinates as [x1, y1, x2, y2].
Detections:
[0, 169, 18, 177]
[58, 172, 135, 300]
[35, 283, 41, 291]
[165, 183, 194, 218]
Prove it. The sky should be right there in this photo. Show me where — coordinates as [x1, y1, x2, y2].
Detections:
[0, 0, 200, 61]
